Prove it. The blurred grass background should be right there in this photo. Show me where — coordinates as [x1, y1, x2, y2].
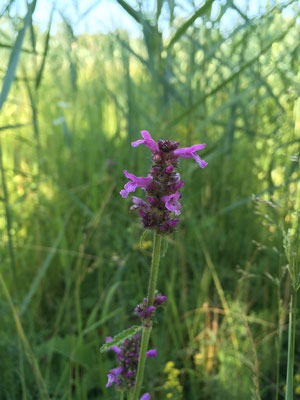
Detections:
[0, 0, 299, 399]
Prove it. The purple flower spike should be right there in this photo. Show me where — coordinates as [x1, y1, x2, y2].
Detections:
[174, 144, 207, 168]
[121, 130, 207, 232]
[131, 130, 159, 153]
[162, 192, 181, 215]
[146, 349, 157, 358]
[140, 393, 151, 400]
[104, 333, 156, 392]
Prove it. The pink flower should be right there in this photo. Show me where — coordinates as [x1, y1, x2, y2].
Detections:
[131, 197, 151, 212]
[162, 191, 181, 215]
[131, 131, 207, 169]
[131, 130, 159, 153]
[120, 170, 152, 198]
[174, 144, 207, 168]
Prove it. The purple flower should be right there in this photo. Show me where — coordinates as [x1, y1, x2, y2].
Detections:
[120, 170, 152, 198]
[131, 130, 159, 153]
[105, 337, 121, 355]
[174, 144, 207, 168]
[146, 349, 157, 358]
[153, 293, 167, 306]
[130, 196, 151, 212]
[106, 366, 124, 387]
[135, 293, 167, 324]
[140, 393, 151, 400]
[135, 304, 156, 320]
[162, 192, 181, 215]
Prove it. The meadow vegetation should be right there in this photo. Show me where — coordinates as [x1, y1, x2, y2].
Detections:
[0, 0, 299, 399]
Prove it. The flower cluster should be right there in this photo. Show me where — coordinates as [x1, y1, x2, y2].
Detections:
[105, 333, 156, 394]
[135, 293, 167, 325]
[120, 131, 207, 233]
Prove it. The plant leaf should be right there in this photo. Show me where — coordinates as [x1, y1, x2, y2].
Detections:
[0, 0, 37, 111]
[100, 326, 142, 353]
[36, 8, 53, 89]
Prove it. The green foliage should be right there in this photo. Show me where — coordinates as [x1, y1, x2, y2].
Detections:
[0, 0, 299, 399]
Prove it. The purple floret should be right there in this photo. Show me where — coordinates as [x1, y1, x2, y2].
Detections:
[106, 366, 124, 387]
[105, 337, 121, 355]
[153, 293, 167, 306]
[146, 349, 157, 358]
[162, 191, 181, 215]
[131, 130, 159, 153]
[140, 394, 151, 400]
[120, 170, 152, 198]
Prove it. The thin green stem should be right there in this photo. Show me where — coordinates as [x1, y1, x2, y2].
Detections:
[132, 231, 162, 400]
[285, 291, 297, 400]
[275, 282, 282, 400]
[147, 232, 162, 307]
[0, 140, 16, 286]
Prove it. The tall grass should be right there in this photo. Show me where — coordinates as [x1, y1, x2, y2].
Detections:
[0, 0, 299, 399]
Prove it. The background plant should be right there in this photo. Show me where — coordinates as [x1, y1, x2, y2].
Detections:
[0, 0, 299, 399]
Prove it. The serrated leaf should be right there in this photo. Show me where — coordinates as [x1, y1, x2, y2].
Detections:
[100, 326, 142, 353]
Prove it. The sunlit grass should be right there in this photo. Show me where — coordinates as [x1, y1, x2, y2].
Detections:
[0, 0, 299, 399]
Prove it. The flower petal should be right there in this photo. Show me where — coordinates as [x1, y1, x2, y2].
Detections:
[146, 349, 157, 358]
[140, 394, 151, 400]
[174, 143, 207, 167]
[162, 192, 181, 215]
[174, 143, 206, 158]
[131, 196, 151, 211]
[131, 131, 159, 153]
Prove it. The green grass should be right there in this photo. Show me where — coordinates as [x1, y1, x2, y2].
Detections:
[0, 1, 299, 399]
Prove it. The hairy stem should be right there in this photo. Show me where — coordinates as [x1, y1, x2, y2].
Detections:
[132, 231, 162, 400]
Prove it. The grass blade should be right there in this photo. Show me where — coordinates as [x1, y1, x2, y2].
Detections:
[0, 273, 49, 400]
[20, 220, 68, 315]
[167, 0, 214, 49]
[166, 14, 298, 127]
[0, 0, 37, 111]
[36, 9, 53, 89]
[285, 294, 297, 400]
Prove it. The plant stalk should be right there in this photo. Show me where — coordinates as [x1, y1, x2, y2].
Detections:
[132, 231, 162, 400]
[285, 291, 297, 400]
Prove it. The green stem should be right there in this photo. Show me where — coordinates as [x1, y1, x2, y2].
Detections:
[285, 291, 297, 400]
[132, 231, 162, 400]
